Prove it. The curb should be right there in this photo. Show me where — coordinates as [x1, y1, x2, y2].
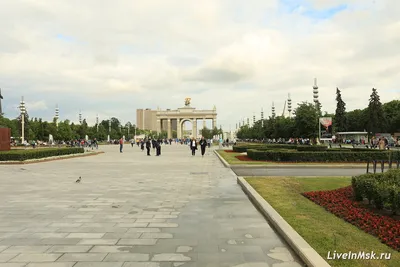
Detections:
[214, 150, 231, 167]
[237, 176, 331, 267]
[0, 151, 105, 165]
[214, 151, 366, 169]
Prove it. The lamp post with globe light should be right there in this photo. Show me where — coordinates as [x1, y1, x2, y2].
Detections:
[19, 96, 26, 143]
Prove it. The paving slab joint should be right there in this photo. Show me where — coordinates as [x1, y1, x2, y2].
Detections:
[237, 176, 331, 267]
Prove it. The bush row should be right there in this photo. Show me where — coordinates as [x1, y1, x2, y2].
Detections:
[352, 169, 400, 213]
[246, 149, 400, 162]
[0, 148, 84, 161]
[233, 144, 298, 152]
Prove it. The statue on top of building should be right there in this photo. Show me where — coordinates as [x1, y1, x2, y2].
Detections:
[184, 97, 191, 106]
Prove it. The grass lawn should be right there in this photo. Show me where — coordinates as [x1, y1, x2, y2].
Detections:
[246, 177, 399, 267]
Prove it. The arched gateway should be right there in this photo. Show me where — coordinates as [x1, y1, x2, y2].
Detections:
[156, 98, 217, 139]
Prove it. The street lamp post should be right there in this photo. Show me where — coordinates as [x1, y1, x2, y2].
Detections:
[19, 96, 26, 143]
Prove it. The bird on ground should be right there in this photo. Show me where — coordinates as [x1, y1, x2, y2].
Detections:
[76, 176, 81, 183]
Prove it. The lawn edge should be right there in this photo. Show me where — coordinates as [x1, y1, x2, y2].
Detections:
[237, 176, 331, 267]
[0, 151, 105, 165]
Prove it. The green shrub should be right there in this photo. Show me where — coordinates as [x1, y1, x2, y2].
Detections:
[232, 143, 297, 152]
[247, 149, 399, 162]
[351, 169, 400, 213]
[296, 145, 327, 151]
[0, 148, 84, 161]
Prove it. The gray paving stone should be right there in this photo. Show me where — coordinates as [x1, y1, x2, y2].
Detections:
[123, 263, 161, 267]
[2, 246, 50, 253]
[0, 263, 27, 267]
[116, 223, 149, 228]
[66, 233, 105, 239]
[74, 263, 123, 267]
[126, 228, 160, 233]
[89, 246, 135, 253]
[0, 254, 18, 262]
[78, 239, 119, 245]
[104, 253, 149, 262]
[117, 239, 157, 246]
[140, 233, 173, 239]
[0, 145, 302, 266]
[148, 224, 178, 228]
[57, 253, 107, 262]
[47, 246, 93, 253]
[26, 263, 76, 267]
[10, 253, 62, 262]
[152, 254, 191, 262]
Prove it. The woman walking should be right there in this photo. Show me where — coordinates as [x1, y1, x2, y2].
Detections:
[199, 136, 207, 157]
[190, 137, 197, 156]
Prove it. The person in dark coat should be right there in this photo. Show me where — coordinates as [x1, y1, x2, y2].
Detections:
[140, 139, 144, 151]
[146, 138, 151, 156]
[199, 136, 207, 157]
[156, 138, 161, 156]
[189, 137, 197, 156]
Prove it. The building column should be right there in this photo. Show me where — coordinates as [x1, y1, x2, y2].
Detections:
[167, 119, 172, 139]
[212, 117, 216, 129]
[203, 118, 206, 129]
[156, 119, 161, 134]
[177, 118, 181, 139]
[193, 119, 197, 138]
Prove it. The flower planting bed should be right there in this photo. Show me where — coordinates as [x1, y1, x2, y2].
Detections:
[223, 150, 238, 153]
[303, 186, 400, 251]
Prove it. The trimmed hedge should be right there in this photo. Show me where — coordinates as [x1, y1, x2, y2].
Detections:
[352, 169, 400, 213]
[0, 147, 84, 161]
[296, 145, 327, 151]
[232, 144, 298, 152]
[246, 149, 400, 162]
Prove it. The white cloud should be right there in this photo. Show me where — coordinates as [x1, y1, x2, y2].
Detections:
[0, 0, 399, 128]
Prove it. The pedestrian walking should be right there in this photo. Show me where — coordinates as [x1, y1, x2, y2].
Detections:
[190, 137, 197, 156]
[146, 138, 151, 156]
[199, 136, 207, 157]
[140, 139, 144, 151]
[119, 137, 124, 153]
[156, 138, 162, 156]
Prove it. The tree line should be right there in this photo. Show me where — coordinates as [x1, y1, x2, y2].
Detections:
[0, 114, 224, 142]
[237, 88, 400, 140]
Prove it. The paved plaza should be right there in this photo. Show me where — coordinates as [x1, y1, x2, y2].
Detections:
[0, 144, 302, 267]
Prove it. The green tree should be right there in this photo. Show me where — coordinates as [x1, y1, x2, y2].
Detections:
[367, 88, 386, 135]
[294, 102, 319, 138]
[382, 100, 400, 134]
[200, 127, 212, 139]
[334, 87, 347, 132]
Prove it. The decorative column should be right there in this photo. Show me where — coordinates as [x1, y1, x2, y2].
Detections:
[177, 118, 181, 139]
[203, 118, 206, 129]
[167, 119, 172, 139]
[193, 119, 197, 138]
[156, 119, 161, 134]
[212, 117, 216, 129]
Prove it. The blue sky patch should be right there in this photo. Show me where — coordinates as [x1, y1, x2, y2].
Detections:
[279, 0, 348, 19]
[56, 34, 76, 43]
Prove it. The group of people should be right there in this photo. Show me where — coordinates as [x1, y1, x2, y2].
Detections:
[119, 136, 209, 157]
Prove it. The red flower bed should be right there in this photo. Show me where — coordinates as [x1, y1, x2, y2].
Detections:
[235, 155, 255, 161]
[303, 186, 400, 251]
[224, 150, 237, 153]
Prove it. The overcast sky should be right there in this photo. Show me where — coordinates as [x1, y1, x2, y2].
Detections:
[1, 0, 399, 130]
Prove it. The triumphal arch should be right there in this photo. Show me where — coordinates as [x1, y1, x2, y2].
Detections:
[156, 98, 217, 139]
